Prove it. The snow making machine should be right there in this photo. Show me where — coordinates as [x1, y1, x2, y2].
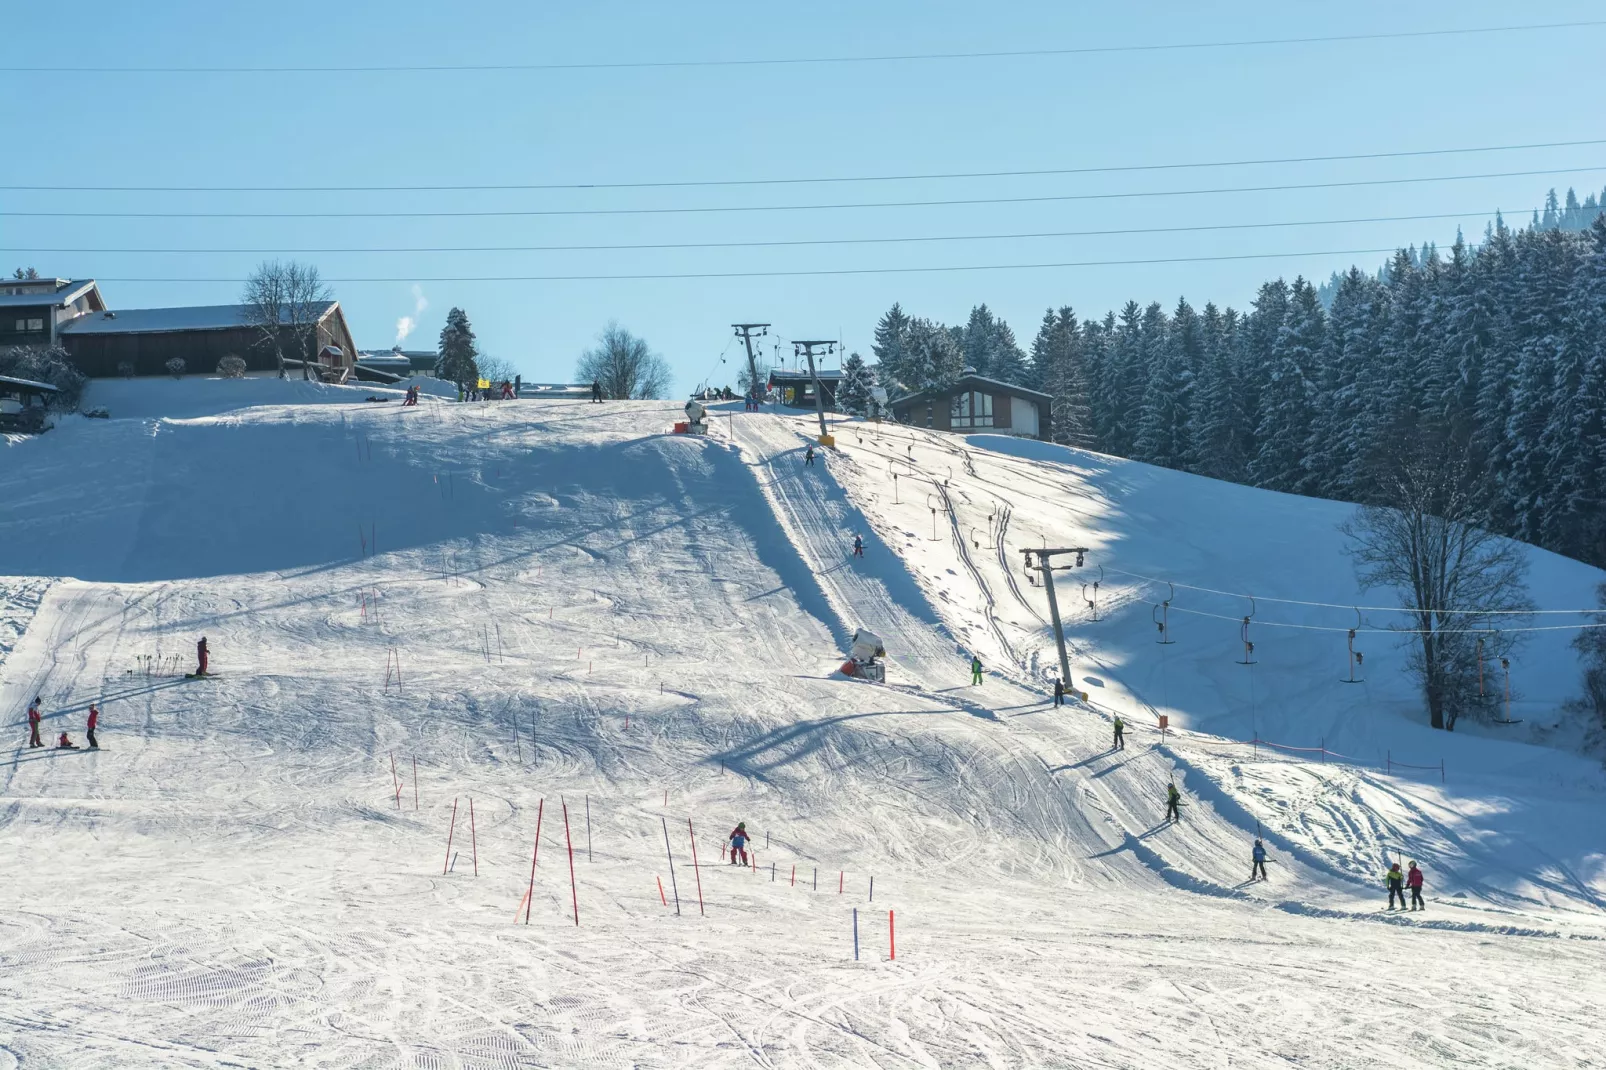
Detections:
[674, 398, 710, 435]
[840, 628, 886, 682]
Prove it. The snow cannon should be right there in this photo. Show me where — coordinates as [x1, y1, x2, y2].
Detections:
[676, 398, 709, 435]
[841, 628, 886, 683]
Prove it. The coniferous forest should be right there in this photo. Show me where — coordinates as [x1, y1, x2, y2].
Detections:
[870, 190, 1606, 571]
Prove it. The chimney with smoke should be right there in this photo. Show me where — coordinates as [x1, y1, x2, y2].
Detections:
[394, 284, 428, 346]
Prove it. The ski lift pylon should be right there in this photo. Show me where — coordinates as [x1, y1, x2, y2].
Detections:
[1153, 582, 1175, 644]
[1238, 597, 1257, 665]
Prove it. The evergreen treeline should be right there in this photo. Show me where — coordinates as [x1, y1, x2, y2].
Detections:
[872, 203, 1606, 569]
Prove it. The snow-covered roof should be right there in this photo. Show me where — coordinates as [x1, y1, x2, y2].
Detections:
[769, 368, 845, 382]
[0, 279, 100, 309]
[59, 301, 338, 335]
[0, 374, 60, 393]
[889, 373, 1052, 408]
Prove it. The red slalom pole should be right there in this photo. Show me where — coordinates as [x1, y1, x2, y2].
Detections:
[524, 798, 544, 924]
[790, 864, 796, 887]
[889, 910, 896, 961]
[470, 798, 478, 876]
[562, 799, 580, 925]
[687, 818, 705, 916]
[839, 871, 844, 894]
[657, 876, 668, 906]
[443, 797, 459, 875]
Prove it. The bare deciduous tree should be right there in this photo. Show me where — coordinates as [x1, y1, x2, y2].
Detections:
[240, 260, 332, 380]
[576, 323, 670, 400]
[1343, 433, 1533, 730]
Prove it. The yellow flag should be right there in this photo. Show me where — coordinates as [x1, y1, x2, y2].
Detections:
[477, 378, 491, 390]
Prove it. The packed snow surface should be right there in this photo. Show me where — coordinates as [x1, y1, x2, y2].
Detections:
[2, 379, 1603, 1068]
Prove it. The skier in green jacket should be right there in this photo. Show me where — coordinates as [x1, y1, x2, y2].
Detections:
[970, 656, 983, 685]
[1164, 782, 1181, 822]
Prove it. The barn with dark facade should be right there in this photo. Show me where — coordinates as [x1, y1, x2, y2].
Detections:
[4, 277, 358, 379]
[60, 301, 357, 379]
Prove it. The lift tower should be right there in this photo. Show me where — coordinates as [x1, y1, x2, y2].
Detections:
[1021, 546, 1091, 691]
[792, 339, 836, 443]
[732, 323, 769, 401]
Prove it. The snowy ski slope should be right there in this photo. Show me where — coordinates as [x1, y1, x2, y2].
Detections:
[1, 379, 1603, 1068]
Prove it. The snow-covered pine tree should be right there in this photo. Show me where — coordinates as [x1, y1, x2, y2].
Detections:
[837, 351, 876, 416]
[872, 303, 913, 393]
[1030, 307, 1095, 448]
[1134, 298, 1197, 469]
[436, 307, 480, 388]
[1249, 278, 1323, 492]
[961, 305, 997, 377]
[1187, 303, 1248, 481]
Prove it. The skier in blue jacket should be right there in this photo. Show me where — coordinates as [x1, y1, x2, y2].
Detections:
[1251, 840, 1269, 881]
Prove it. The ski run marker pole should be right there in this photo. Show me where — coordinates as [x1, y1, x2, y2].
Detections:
[586, 795, 593, 862]
[524, 798, 544, 924]
[412, 757, 418, 811]
[854, 908, 860, 961]
[469, 798, 478, 876]
[661, 817, 681, 916]
[657, 876, 668, 906]
[889, 910, 896, 960]
[562, 799, 579, 925]
[443, 798, 459, 875]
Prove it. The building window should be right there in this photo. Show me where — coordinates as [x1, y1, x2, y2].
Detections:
[925, 401, 934, 427]
[28, 318, 43, 331]
[949, 391, 993, 428]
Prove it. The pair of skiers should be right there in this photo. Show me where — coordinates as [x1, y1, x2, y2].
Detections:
[1386, 861, 1426, 910]
[728, 822, 751, 866]
[402, 384, 420, 406]
[25, 697, 100, 750]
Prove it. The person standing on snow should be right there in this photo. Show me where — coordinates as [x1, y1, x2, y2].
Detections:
[591, 379, 603, 403]
[852, 534, 864, 558]
[1113, 716, 1126, 750]
[1251, 840, 1269, 881]
[1407, 861, 1425, 910]
[804, 445, 815, 467]
[86, 704, 100, 750]
[1164, 782, 1181, 822]
[195, 636, 209, 676]
[728, 822, 751, 866]
[27, 697, 43, 748]
[1385, 862, 1408, 910]
[1053, 678, 1066, 707]
[970, 656, 983, 686]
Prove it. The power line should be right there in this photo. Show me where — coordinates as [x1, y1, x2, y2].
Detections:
[6, 138, 1603, 193]
[7, 19, 1603, 74]
[8, 165, 1602, 219]
[90, 246, 1409, 283]
[1164, 603, 1605, 636]
[0, 206, 1554, 256]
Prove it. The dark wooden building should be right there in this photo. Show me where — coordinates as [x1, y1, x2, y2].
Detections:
[769, 368, 845, 410]
[0, 278, 106, 349]
[889, 373, 1053, 440]
[59, 302, 357, 378]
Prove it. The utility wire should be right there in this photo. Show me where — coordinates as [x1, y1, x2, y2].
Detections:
[0, 206, 1560, 256]
[7, 19, 1603, 73]
[1164, 604, 1605, 635]
[9, 165, 1600, 220]
[91, 246, 1410, 283]
[6, 138, 1603, 193]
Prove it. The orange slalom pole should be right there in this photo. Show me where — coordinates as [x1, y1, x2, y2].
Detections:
[657, 876, 668, 906]
[688, 818, 705, 916]
[443, 797, 459, 875]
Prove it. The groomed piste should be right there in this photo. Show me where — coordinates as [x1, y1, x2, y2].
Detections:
[2, 377, 1604, 1068]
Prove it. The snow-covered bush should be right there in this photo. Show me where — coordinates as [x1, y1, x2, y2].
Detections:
[0, 344, 87, 411]
[116, 360, 135, 378]
[165, 357, 186, 379]
[217, 355, 247, 379]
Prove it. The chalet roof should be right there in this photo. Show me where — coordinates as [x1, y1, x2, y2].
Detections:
[888, 373, 1053, 408]
[0, 279, 100, 309]
[0, 374, 60, 394]
[59, 301, 339, 335]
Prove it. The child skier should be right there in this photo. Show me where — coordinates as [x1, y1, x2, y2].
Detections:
[970, 656, 983, 685]
[1113, 716, 1126, 750]
[57, 731, 78, 750]
[27, 696, 43, 748]
[1053, 678, 1066, 707]
[1385, 862, 1408, 910]
[1407, 861, 1425, 910]
[852, 534, 864, 558]
[1251, 839, 1268, 881]
[805, 445, 815, 467]
[728, 822, 751, 866]
[87, 704, 100, 749]
[1164, 783, 1181, 823]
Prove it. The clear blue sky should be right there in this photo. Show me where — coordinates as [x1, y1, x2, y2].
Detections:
[5, 2, 1605, 391]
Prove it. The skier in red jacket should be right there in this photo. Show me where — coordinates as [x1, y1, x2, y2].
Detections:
[728, 822, 751, 866]
[195, 636, 209, 676]
[27, 697, 43, 748]
[87, 704, 100, 749]
[1406, 861, 1425, 911]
